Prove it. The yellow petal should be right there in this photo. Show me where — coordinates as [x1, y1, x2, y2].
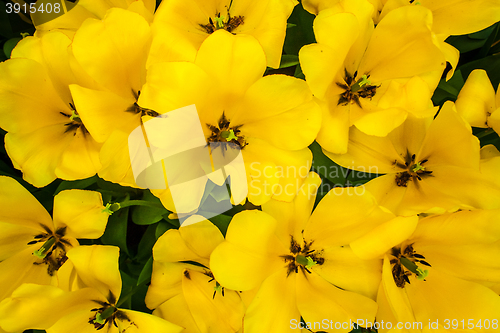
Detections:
[145, 261, 185, 310]
[305, 188, 395, 247]
[358, 6, 445, 83]
[72, 8, 151, 98]
[418, 101, 479, 169]
[0, 222, 42, 262]
[324, 125, 402, 174]
[241, 99, 321, 150]
[182, 270, 244, 333]
[0, 246, 55, 301]
[116, 309, 183, 333]
[262, 172, 322, 245]
[179, 220, 224, 259]
[244, 137, 312, 204]
[430, 0, 500, 36]
[405, 267, 500, 326]
[65, 245, 122, 301]
[0, 284, 104, 332]
[230, 0, 297, 68]
[69, 84, 138, 143]
[153, 294, 199, 333]
[139, 62, 211, 115]
[380, 256, 417, 325]
[0, 58, 68, 133]
[317, 101, 351, 154]
[243, 270, 300, 333]
[351, 215, 419, 260]
[98, 129, 140, 187]
[54, 130, 101, 181]
[0, 176, 52, 229]
[195, 31, 266, 104]
[314, 245, 381, 300]
[210, 210, 286, 291]
[296, 271, 378, 331]
[5, 127, 68, 187]
[456, 69, 496, 128]
[299, 8, 359, 99]
[353, 106, 408, 137]
[52, 190, 108, 239]
[153, 221, 222, 267]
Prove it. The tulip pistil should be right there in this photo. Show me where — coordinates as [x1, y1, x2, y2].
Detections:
[390, 244, 431, 288]
[200, 11, 245, 34]
[281, 236, 324, 277]
[395, 152, 433, 187]
[337, 69, 378, 108]
[207, 112, 247, 150]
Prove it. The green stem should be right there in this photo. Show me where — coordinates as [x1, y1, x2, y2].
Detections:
[118, 200, 165, 209]
[475, 128, 495, 139]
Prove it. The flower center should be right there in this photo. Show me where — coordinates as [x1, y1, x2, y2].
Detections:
[204, 270, 226, 299]
[126, 90, 159, 118]
[280, 236, 324, 277]
[200, 11, 245, 34]
[60, 102, 89, 136]
[394, 152, 433, 187]
[29, 225, 71, 276]
[88, 300, 137, 330]
[390, 244, 431, 288]
[336, 69, 379, 108]
[206, 112, 247, 150]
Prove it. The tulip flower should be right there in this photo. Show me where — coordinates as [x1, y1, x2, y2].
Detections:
[0, 176, 108, 302]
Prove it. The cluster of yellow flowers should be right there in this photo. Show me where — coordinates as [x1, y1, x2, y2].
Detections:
[0, 0, 499, 332]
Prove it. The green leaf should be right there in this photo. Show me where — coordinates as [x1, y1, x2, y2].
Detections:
[3, 37, 20, 58]
[309, 141, 346, 185]
[101, 207, 130, 256]
[54, 175, 98, 195]
[136, 224, 158, 262]
[446, 24, 497, 53]
[117, 270, 135, 309]
[131, 191, 168, 225]
[283, 3, 315, 56]
[279, 54, 299, 68]
[432, 70, 465, 106]
[137, 257, 153, 286]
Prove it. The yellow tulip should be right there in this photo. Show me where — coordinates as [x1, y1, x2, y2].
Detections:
[0, 32, 101, 187]
[0, 246, 183, 333]
[146, 218, 245, 333]
[327, 101, 500, 215]
[300, 0, 444, 154]
[377, 209, 500, 332]
[210, 173, 395, 333]
[0, 177, 108, 303]
[147, 0, 298, 68]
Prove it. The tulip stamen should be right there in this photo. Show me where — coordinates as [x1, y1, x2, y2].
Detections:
[395, 151, 433, 187]
[390, 245, 431, 288]
[206, 112, 247, 149]
[337, 69, 378, 108]
[281, 236, 324, 277]
[200, 10, 245, 34]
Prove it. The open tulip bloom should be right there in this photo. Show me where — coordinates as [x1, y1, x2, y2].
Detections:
[0, 176, 109, 302]
[0, 245, 183, 333]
